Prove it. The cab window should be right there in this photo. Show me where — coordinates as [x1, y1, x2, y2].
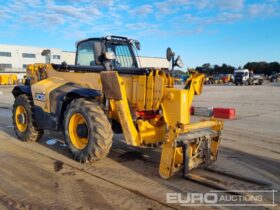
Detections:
[107, 43, 135, 68]
[76, 41, 96, 66]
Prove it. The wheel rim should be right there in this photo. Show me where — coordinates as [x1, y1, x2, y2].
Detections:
[15, 105, 28, 132]
[68, 113, 89, 150]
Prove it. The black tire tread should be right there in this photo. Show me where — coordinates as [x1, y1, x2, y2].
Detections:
[12, 94, 44, 142]
[64, 98, 113, 162]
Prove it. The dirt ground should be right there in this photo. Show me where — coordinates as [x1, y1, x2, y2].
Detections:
[0, 83, 279, 210]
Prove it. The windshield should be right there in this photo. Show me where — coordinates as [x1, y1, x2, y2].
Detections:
[234, 72, 244, 77]
[106, 43, 136, 68]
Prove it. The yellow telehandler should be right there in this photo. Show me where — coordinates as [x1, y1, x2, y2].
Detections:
[12, 36, 223, 178]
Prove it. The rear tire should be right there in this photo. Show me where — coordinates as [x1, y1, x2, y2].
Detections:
[12, 94, 44, 142]
[64, 98, 113, 163]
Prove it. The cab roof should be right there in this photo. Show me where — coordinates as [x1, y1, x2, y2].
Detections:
[75, 35, 130, 47]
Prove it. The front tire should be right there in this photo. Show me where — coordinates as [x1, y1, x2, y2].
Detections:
[64, 98, 113, 163]
[12, 94, 44, 142]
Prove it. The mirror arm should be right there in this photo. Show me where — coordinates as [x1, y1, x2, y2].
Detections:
[171, 56, 175, 76]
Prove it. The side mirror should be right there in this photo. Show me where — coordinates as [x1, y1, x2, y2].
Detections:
[41, 49, 51, 64]
[41, 49, 51, 56]
[135, 41, 141, 50]
[175, 56, 183, 68]
[166, 47, 175, 62]
[105, 51, 116, 60]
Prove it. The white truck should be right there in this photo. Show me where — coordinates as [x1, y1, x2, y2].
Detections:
[234, 69, 263, 85]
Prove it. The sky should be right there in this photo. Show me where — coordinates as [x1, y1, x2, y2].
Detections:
[0, 0, 279, 68]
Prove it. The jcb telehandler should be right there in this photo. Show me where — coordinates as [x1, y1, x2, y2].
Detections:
[12, 36, 223, 179]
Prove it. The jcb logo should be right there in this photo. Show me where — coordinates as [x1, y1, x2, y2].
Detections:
[35, 93, 46, 102]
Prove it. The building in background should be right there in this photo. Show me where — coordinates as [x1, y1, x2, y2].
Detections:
[0, 44, 75, 72]
[138, 56, 169, 69]
[0, 44, 169, 72]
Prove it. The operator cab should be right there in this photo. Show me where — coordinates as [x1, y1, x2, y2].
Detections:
[75, 36, 140, 70]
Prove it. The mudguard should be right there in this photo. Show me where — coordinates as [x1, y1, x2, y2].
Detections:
[64, 88, 101, 101]
[12, 85, 31, 97]
[35, 84, 101, 130]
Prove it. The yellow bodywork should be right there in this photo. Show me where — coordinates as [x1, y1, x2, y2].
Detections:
[26, 63, 223, 178]
[31, 77, 68, 113]
[161, 88, 189, 126]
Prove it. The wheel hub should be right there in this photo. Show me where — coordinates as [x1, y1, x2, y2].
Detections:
[68, 113, 89, 150]
[15, 105, 28, 132]
[17, 113, 27, 124]
[77, 124, 88, 138]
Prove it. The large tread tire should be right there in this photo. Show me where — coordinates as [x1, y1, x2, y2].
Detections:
[64, 98, 113, 163]
[12, 94, 44, 142]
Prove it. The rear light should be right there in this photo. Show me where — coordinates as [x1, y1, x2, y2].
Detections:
[136, 111, 158, 120]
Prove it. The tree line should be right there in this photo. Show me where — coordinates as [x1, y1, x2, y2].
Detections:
[194, 62, 280, 76]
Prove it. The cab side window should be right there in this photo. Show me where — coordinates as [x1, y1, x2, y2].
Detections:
[76, 41, 96, 66]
